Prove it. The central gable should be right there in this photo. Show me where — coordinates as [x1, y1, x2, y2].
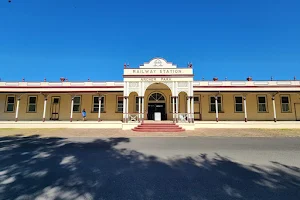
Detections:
[140, 58, 177, 69]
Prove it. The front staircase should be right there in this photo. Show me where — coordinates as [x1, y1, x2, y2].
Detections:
[132, 122, 185, 132]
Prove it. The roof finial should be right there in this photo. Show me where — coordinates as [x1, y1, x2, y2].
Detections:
[187, 62, 193, 68]
[124, 63, 129, 68]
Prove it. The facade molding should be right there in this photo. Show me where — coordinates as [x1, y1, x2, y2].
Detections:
[1, 57, 300, 124]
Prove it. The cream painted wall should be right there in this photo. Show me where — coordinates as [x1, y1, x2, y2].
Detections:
[0, 93, 123, 121]
[196, 92, 300, 121]
[0, 92, 299, 121]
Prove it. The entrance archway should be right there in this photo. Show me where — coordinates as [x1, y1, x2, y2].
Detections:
[144, 83, 171, 121]
[147, 92, 167, 120]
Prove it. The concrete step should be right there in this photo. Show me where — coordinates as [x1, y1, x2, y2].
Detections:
[132, 128, 185, 132]
[137, 124, 180, 127]
[132, 123, 185, 132]
[134, 128, 184, 131]
[142, 122, 176, 125]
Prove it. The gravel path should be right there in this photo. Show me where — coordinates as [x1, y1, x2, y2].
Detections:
[0, 128, 300, 137]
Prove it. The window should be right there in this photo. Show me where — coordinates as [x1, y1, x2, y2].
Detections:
[194, 96, 200, 103]
[149, 92, 165, 101]
[281, 96, 290, 112]
[257, 96, 267, 112]
[93, 96, 105, 112]
[27, 96, 37, 112]
[6, 96, 15, 112]
[210, 96, 222, 112]
[117, 96, 123, 112]
[53, 98, 59, 104]
[135, 96, 139, 112]
[73, 96, 81, 112]
[234, 96, 243, 112]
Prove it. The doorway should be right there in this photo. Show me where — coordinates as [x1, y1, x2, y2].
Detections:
[147, 103, 167, 120]
[147, 92, 167, 120]
[50, 97, 60, 120]
[295, 103, 300, 121]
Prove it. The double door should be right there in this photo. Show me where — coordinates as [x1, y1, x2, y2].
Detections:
[50, 97, 60, 120]
[296, 104, 300, 121]
[147, 103, 167, 120]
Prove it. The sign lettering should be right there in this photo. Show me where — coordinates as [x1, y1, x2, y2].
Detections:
[133, 69, 182, 74]
[140, 78, 172, 81]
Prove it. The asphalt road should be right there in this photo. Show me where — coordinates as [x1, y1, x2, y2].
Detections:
[0, 136, 299, 200]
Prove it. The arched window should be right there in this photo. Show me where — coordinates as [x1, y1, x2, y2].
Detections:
[149, 92, 165, 101]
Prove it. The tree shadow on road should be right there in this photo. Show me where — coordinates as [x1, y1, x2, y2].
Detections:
[0, 135, 299, 200]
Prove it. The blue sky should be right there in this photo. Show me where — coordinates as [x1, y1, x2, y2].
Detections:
[0, 0, 299, 81]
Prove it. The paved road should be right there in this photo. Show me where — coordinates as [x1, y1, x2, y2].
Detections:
[0, 136, 299, 200]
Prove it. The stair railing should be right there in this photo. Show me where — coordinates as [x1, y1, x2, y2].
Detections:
[178, 113, 189, 123]
[128, 113, 139, 123]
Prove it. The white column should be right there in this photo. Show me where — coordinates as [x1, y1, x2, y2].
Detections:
[98, 96, 102, 122]
[176, 96, 179, 122]
[215, 96, 219, 122]
[70, 97, 74, 122]
[243, 96, 247, 122]
[187, 96, 191, 123]
[272, 96, 277, 122]
[42, 97, 47, 122]
[141, 97, 144, 123]
[126, 96, 129, 123]
[15, 97, 20, 122]
[191, 97, 194, 123]
[138, 97, 141, 122]
[172, 97, 175, 123]
[123, 96, 126, 123]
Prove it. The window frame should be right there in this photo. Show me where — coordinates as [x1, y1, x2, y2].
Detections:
[92, 95, 105, 113]
[257, 95, 268, 113]
[5, 95, 15, 113]
[116, 96, 124, 113]
[280, 95, 291, 113]
[234, 95, 244, 113]
[27, 95, 38, 113]
[194, 95, 200, 103]
[149, 92, 165, 101]
[72, 96, 81, 113]
[170, 96, 175, 113]
[135, 96, 139, 112]
[209, 95, 223, 113]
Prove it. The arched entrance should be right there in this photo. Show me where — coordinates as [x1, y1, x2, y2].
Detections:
[144, 82, 172, 121]
[147, 92, 167, 120]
